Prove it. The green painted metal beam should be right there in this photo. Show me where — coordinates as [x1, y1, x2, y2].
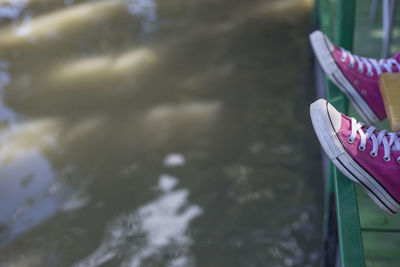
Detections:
[318, 0, 334, 39]
[317, 2, 338, 265]
[334, 170, 365, 267]
[333, 1, 365, 266]
[317, 0, 365, 266]
[336, 0, 356, 51]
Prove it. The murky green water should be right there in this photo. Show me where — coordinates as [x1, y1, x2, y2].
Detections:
[0, 0, 322, 266]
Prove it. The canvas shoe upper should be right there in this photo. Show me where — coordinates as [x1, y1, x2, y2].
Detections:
[310, 31, 400, 125]
[310, 99, 400, 215]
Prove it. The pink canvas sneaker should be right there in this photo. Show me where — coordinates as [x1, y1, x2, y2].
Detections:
[310, 99, 400, 215]
[310, 30, 400, 125]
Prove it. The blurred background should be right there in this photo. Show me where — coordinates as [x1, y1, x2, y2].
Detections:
[0, 0, 323, 266]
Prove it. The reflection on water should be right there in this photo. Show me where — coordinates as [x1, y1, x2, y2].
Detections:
[127, 0, 157, 33]
[0, 0, 28, 21]
[0, 0, 321, 266]
[0, 59, 15, 122]
[163, 153, 185, 168]
[0, 0, 124, 46]
[0, 53, 59, 248]
[47, 47, 157, 88]
[0, 148, 56, 248]
[73, 175, 202, 267]
[0, 0, 157, 48]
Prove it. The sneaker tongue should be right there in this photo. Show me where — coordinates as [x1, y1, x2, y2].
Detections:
[392, 51, 400, 63]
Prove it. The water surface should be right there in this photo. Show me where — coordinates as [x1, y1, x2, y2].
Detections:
[0, 0, 322, 266]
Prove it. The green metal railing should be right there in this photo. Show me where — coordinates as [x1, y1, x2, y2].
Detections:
[316, 0, 365, 266]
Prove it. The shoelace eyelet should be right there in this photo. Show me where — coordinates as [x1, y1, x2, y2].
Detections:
[358, 145, 366, 151]
[370, 151, 377, 157]
[397, 157, 400, 164]
[367, 72, 373, 77]
[349, 62, 354, 68]
[358, 68, 363, 73]
[347, 137, 354, 144]
[384, 156, 391, 162]
[341, 56, 346, 62]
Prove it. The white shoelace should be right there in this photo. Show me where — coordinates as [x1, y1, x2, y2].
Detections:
[340, 48, 400, 76]
[349, 118, 400, 162]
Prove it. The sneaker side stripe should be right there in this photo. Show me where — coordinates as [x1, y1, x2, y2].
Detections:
[335, 157, 396, 214]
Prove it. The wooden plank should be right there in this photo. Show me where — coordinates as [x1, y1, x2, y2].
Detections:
[379, 73, 400, 131]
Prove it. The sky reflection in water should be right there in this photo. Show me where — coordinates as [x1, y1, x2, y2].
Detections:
[0, 56, 58, 248]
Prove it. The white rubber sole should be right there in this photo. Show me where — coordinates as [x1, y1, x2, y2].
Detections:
[309, 31, 380, 125]
[310, 99, 400, 215]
